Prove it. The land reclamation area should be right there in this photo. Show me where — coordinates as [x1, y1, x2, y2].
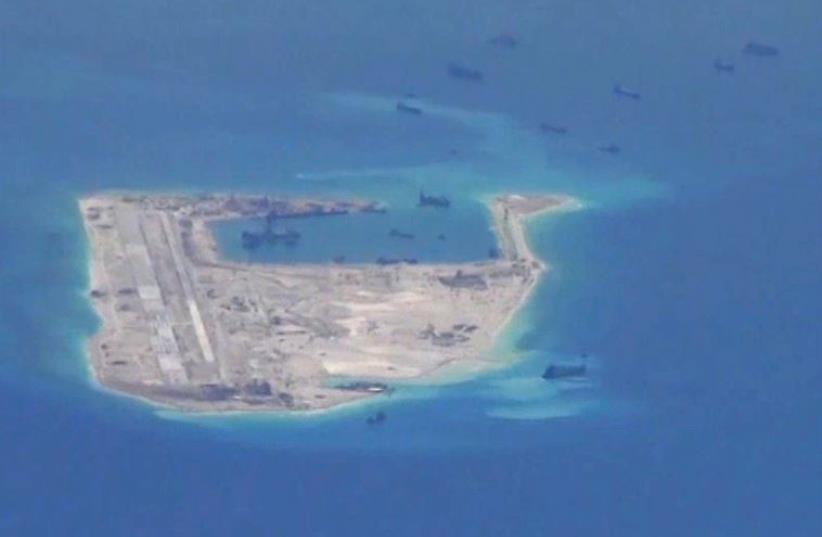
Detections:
[80, 192, 574, 412]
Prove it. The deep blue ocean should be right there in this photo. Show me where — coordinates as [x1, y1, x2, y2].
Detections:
[1, 1, 820, 535]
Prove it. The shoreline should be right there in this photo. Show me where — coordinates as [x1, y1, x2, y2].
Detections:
[489, 194, 582, 341]
[80, 192, 579, 415]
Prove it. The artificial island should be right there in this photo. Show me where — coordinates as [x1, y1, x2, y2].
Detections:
[80, 191, 576, 413]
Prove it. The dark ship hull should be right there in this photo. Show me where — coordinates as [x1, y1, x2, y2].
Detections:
[542, 364, 587, 380]
[396, 101, 423, 115]
[418, 191, 450, 208]
[613, 84, 641, 100]
[447, 63, 484, 82]
[743, 42, 779, 57]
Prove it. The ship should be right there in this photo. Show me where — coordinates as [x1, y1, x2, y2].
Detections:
[376, 256, 403, 266]
[447, 62, 484, 82]
[542, 364, 587, 380]
[361, 204, 388, 214]
[366, 411, 387, 425]
[376, 256, 418, 266]
[487, 33, 519, 48]
[540, 122, 569, 135]
[388, 228, 415, 239]
[598, 143, 621, 154]
[743, 41, 779, 57]
[613, 84, 641, 100]
[396, 101, 423, 115]
[418, 190, 451, 208]
[713, 59, 735, 73]
[240, 227, 301, 250]
[241, 231, 263, 251]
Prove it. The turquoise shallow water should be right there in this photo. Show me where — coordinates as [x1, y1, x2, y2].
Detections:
[1, 1, 821, 535]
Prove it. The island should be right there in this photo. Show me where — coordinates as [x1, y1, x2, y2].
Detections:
[80, 192, 577, 412]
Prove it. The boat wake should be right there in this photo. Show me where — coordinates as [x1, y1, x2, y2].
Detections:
[482, 368, 598, 420]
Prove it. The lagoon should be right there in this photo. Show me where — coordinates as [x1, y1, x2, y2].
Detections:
[213, 201, 498, 265]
